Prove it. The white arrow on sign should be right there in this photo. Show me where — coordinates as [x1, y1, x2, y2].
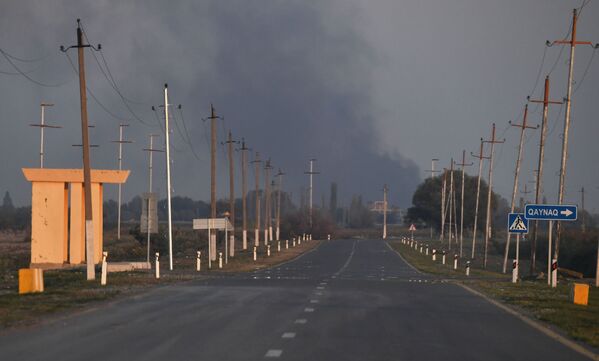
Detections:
[560, 209, 573, 217]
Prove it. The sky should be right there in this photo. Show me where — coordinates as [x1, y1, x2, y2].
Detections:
[0, 0, 598, 213]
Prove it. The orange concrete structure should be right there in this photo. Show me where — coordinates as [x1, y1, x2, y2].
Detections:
[22, 168, 129, 267]
[18, 268, 44, 294]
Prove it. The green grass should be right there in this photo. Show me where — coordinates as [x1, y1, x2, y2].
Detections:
[389, 240, 599, 349]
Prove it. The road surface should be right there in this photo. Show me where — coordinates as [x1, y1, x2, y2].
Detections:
[0, 239, 592, 360]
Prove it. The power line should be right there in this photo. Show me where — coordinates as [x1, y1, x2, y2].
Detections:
[0, 48, 70, 87]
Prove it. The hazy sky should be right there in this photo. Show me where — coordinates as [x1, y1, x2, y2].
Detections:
[1, 0, 598, 213]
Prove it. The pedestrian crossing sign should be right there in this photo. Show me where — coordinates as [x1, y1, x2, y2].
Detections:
[508, 213, 528, 234]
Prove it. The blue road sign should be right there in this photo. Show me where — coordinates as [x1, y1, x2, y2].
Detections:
[524, 204, 577, 221]
[508, 213, 528, 234]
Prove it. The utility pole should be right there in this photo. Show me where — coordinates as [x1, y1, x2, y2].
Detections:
[206, 104, 220, 261]
[502, 104, 537, 273]
[448, 159, 454, 250]
[112, 124, 132, 240]
[264, 159, 273, 243]
[143, 134, 163, 263]
[456, 150, 472, 258]
[383, 184, 388, 239]
[250, 152, 262, 247]
[163, 85, 174, 270]
[275, 169, 285, 241]
[30, 103, 61, 168]
[528, 76, 562, 274]
[579, 187, 586, 233]
[224, 130, 238, 257]
[549, 9, 598, 265]
[239, 139, 250, 250]
[440, 168, 447, 241]
[471, 139, 489, 260]
[426, 158, 440, 178]
[483, 123, 504, 268]
[60, 19, 101, 281]
[520, 184, 533, 211]
[304, 158, 320, 229]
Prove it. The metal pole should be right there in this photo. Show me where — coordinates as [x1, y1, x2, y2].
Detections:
[440, 169, 447, 241]
[227, 130, 235, 255]
[383, 184, 388, 239]
[448, 159, 454, 250]
[309, 159, 314, 228]
[241, 139, 249, 250]
[164, 84, 174, 270]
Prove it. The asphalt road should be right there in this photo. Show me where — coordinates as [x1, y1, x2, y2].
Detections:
[0, 239, 592, 361]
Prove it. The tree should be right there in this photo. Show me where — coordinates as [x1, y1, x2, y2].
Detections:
[329, 182, 338, 222]
[2, 191, 14, 210]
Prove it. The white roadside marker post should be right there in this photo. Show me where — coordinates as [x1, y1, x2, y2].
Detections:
[453, 254, 458, 270]
[298, 237, 302, 245]
[432, 249, 436, 261]
[155, 252, 160, 279]
[425, 245, 429, 256]
[286, 239, 289, 249]
[267, 245, 271, 257]
[551, 259, 558, 288]
[466, 261, 470, 276]
[253, 246, 257, 261]
[278, 241, 281, 252]
[442, 251, 446, 265]
[101, 251, 108, 286]
[293, 239, 296, 247]
[512, 259, 518, 283]
[328, 234, 330, 240]
[219, 252, 223, 269]
[196, 251, 201, 272]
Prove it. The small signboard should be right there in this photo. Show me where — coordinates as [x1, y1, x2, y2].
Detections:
[192, 218, 233, 231]
[508, 213, 528, 234]
[409, 224, 416, 232]
[524, 204, 577, 221]
[140, 192, 158, 234]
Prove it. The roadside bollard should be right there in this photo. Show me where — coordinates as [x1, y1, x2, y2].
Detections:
[286, 239, 289, 249]
[419, 245, 423, 253]
[298, 237, 302, 245]
[219, 252, 223, 269]
[442, 251, 446, 265]
[293, 239, 296, 247]
[453, 254, 458, 270]
[551, 259, 557, 288]
[432, 249, 437, 261]
[196, 251, 201, 271]
[512, 259, 518, 283]
[425, 245, 429, 256]
[327, 234, 331, 240]
[253, 246, 257, 261]
[466, 261, 470, 276]
[278, 241, 281, 252]
[155, 252, 160, 279]
[267, 245, 271, 257]
[101, 251, 108, 286]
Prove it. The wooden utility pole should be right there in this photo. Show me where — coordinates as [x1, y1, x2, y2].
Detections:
[456, 150, 472, 258]
[483, 123, 504, 268]
[264, 159, 273, 243]
[471, 139, 489, 260]
[30, 103, 61, 168]
[275, 169, 285, 241]
[304, 159, 320, 229]
[112, 124, 132, 240]
[502, 104, 537, 273]
[250, 152, 262, 246]
[550, 9, 598, 264]
[143, 134, 163, 263]
[448, 159, 454, 250]
[239, 139, 250, 250]
[383, 184, 388, 239]
[60, 19, 100, 280]
[208, 104, 219, 219]
[225, 130, 238, 256]
[528, 76, 562, 274]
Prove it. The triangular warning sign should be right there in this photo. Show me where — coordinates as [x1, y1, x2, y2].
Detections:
[509, 215, 527, 231]
[409, 224, 416, 231]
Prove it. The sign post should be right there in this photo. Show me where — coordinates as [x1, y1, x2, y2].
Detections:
[409, 224, 416, 241]
[507, 213, 528, 283]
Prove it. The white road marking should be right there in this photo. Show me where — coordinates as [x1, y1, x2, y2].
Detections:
[265, 349, 283, 358]
[295, 319, 307, 324]
[282, 332, 296, 339]
[304, 307, 315, 312]
[315, 292, 323, 296]
[316, 286, 324, 290]
[310, 299, 319, 303]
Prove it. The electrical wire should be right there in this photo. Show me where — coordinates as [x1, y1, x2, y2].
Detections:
[573, 47, 597, 94]
[0, 48, 70, 87]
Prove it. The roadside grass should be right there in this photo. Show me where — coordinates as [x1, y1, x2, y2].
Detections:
[388, 240, 599, 349]
[0, 239, 320, 330]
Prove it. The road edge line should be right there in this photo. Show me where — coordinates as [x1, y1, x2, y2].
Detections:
[384, 241, 423, 275]
[456, 282, 598, 361]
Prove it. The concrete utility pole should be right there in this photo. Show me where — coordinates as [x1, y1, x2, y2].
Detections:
[264, 159, 273, 243]
[112, 124, 132, 241]
[239, 139, 250, 250]
[549, 8, 598, 264]
[456, 150, 472, 258]
[579, 187, 586, 233]
[275, 169, 285, 241]
[163, 85, 174, 270]
[250, 152, 262, 246]
[224, 130, 238, 256]
[60, 19, 101, 281]
[30, 103, 61, 168]
[383, 184, 388, 239]
[440, 168, 447, 241]
[448, 159, 454, 250]
[206, 104, 220, 261]
[528, 76, 561, 274]
[304, 158, 320, 229]
[143, 134, 163, 263]
[426, 158, 440, 178]
[502, 105, 537, 273]
[483, 123, 504, 269]
[471, 139, 489, 260]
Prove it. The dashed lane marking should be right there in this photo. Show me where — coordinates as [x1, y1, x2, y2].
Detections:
[265, 349, 283, 358]
[310, 299, 319, 303]
[304, 307, 315, 312]
[295, 319, 307, 324]
[282, 332, 296, 339]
